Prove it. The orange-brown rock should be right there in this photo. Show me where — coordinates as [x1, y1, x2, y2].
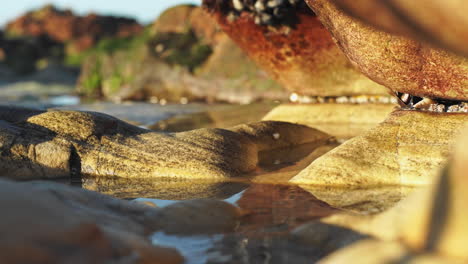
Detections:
[327, 0, 468, 57]
[6, 5, 143, 53]
[304, 0, 468, 101]
[203, 1, 387, 97]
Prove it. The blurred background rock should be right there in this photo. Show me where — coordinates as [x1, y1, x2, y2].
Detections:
[0, 3, 285, 105]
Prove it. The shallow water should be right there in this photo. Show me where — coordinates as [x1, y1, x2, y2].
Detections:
[80, 141, 411, 263]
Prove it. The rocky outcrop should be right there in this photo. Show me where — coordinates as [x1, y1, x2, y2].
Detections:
[0, 106, 331, 180]
[304, 0, 468, 101]
[203, 0, 388, 97]
[77, 5, 286, 103]
[5, 4, 143, 53]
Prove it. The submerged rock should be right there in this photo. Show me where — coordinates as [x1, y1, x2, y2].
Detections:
[0, 106, 331, 180]
[290, 110, 468, 187]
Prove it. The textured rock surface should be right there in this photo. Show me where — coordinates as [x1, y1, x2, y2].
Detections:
[305, 0, 468, 101]
[327, 0, 468, 56]
[204, 2, 387, 97]
[0, 106, 331, 180]
[291, 110, 468, 186]
[263, 103, 396, 139]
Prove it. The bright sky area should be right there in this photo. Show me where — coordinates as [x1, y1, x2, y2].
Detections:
[0, 0, 201, 27]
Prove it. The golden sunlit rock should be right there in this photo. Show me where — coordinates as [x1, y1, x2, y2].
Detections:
[0, 106, 331, 180]
[290, 110, 468, 187]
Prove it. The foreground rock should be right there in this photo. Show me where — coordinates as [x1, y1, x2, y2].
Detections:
[305, 0, 468, 101]
[0, 106, 331, 180]
[0, 179, 183, 263]
[319, 129, 468, 263]
[203, 0, 387, 97]
[291, 110, 468, 186]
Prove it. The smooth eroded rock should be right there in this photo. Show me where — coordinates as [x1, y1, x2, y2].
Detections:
[0, 106, 331, 180]
[290, 110, 468, 186]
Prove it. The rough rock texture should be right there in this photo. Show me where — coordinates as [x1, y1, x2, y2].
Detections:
[290, 110, 468, 187]
[5, 4, 143, 53]
[78, 5, 286, 103]
[263, 103, 396, 139]
[305, 0, 468, 101]
[328, 0, 468, 56]
[0, 106, 331, 180]
[204, 2, 388, 96]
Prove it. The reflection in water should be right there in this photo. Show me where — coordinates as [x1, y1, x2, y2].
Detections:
[77, 139, 406, 263]
[82, 177, 249, 200]
[149, 184, 344, 264]
[237, 184, 338, 234]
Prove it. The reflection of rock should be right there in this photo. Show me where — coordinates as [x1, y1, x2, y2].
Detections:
[204, 1, 387, 96]
[0, 106, 330, 180]
[209, 221, 367, 264]
[0, 179, 183, 264]
[263, 104, 396, 140]
[305, 0, 468, 101]
[237, 184, 337, 232]
[300, 186, 414, 214]
[83, 177, 248, 200]
[291, 110, 468, 186]
[5, 4, 143, 53]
